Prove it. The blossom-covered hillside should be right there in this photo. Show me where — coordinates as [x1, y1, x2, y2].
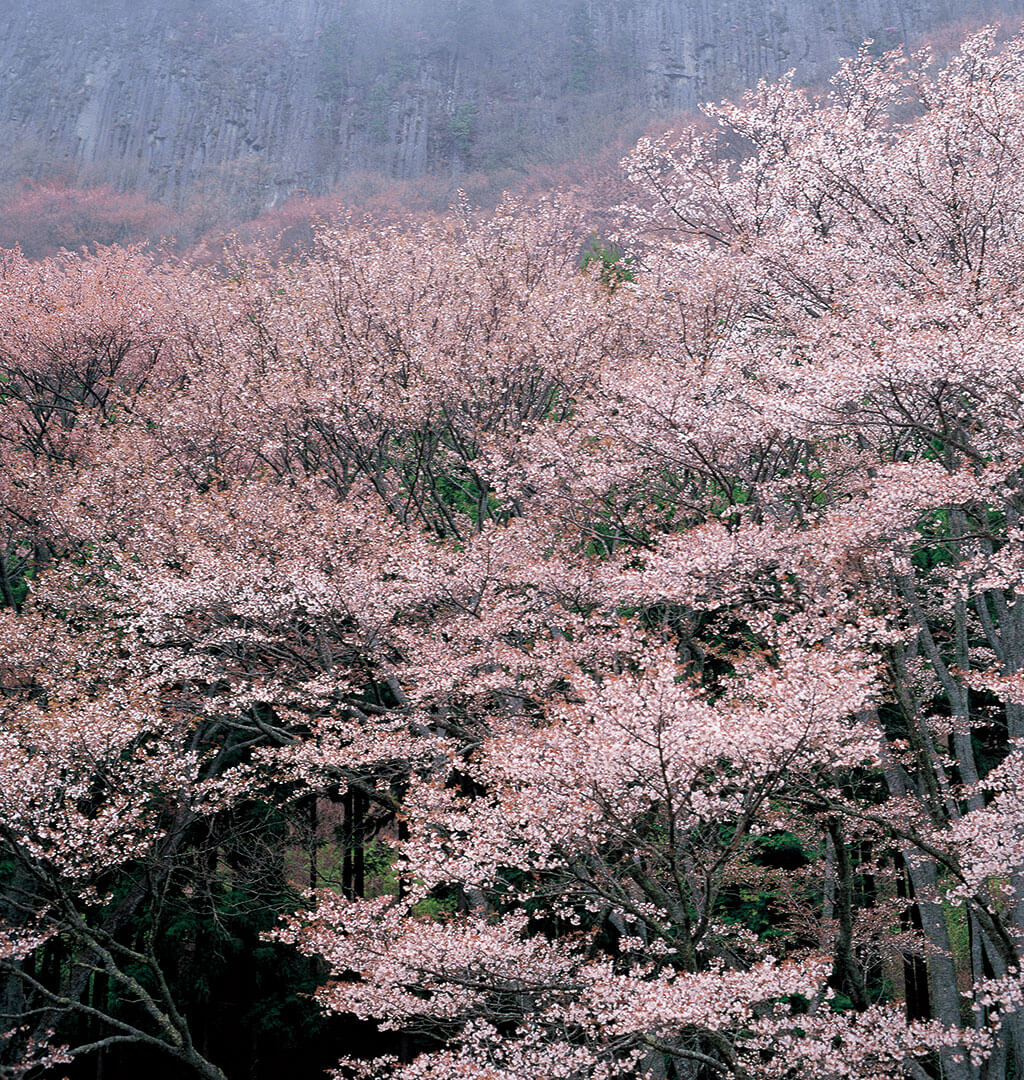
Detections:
[2, 27, 1024, 1080]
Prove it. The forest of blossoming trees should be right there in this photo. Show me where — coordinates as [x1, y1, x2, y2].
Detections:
[2, 25, 1024, 1080]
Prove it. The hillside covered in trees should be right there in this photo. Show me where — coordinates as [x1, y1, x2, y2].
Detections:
[3, 22, 1024, 1080]
[0, 0, 1021, 213]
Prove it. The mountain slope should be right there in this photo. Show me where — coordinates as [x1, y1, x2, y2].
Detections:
[0, 0, 1020, 208]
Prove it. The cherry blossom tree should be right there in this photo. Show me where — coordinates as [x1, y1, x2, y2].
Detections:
[279, 26, 1024, 1080]
[2, 24, 1024, 1080]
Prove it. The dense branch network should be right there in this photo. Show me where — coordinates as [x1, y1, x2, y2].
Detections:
[2, 25, 1024, 1080]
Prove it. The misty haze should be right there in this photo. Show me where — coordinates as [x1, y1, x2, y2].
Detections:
[0, 0, 1017, 245]
[2, 2, 1024, 1080]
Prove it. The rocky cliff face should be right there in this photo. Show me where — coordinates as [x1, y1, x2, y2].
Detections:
[0, 0, 1019, 208]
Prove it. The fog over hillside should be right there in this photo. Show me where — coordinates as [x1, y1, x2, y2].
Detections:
[6, 7, 1024, 1080]
[0, 0, 1021, 210]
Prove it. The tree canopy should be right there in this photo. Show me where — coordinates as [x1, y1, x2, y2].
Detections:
[2, 26, 1024, 1080]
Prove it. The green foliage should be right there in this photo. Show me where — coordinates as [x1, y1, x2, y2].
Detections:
[447, 102, 478, 156]
[410, 895, 459, 919]
[580, 234, 636, 292]
[363, 837, 400, 896]
[717, 832, 814, 944]
[317, 835, 401, 897]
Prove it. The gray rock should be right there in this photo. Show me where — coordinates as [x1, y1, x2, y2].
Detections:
[0, 0, 1018, 207]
